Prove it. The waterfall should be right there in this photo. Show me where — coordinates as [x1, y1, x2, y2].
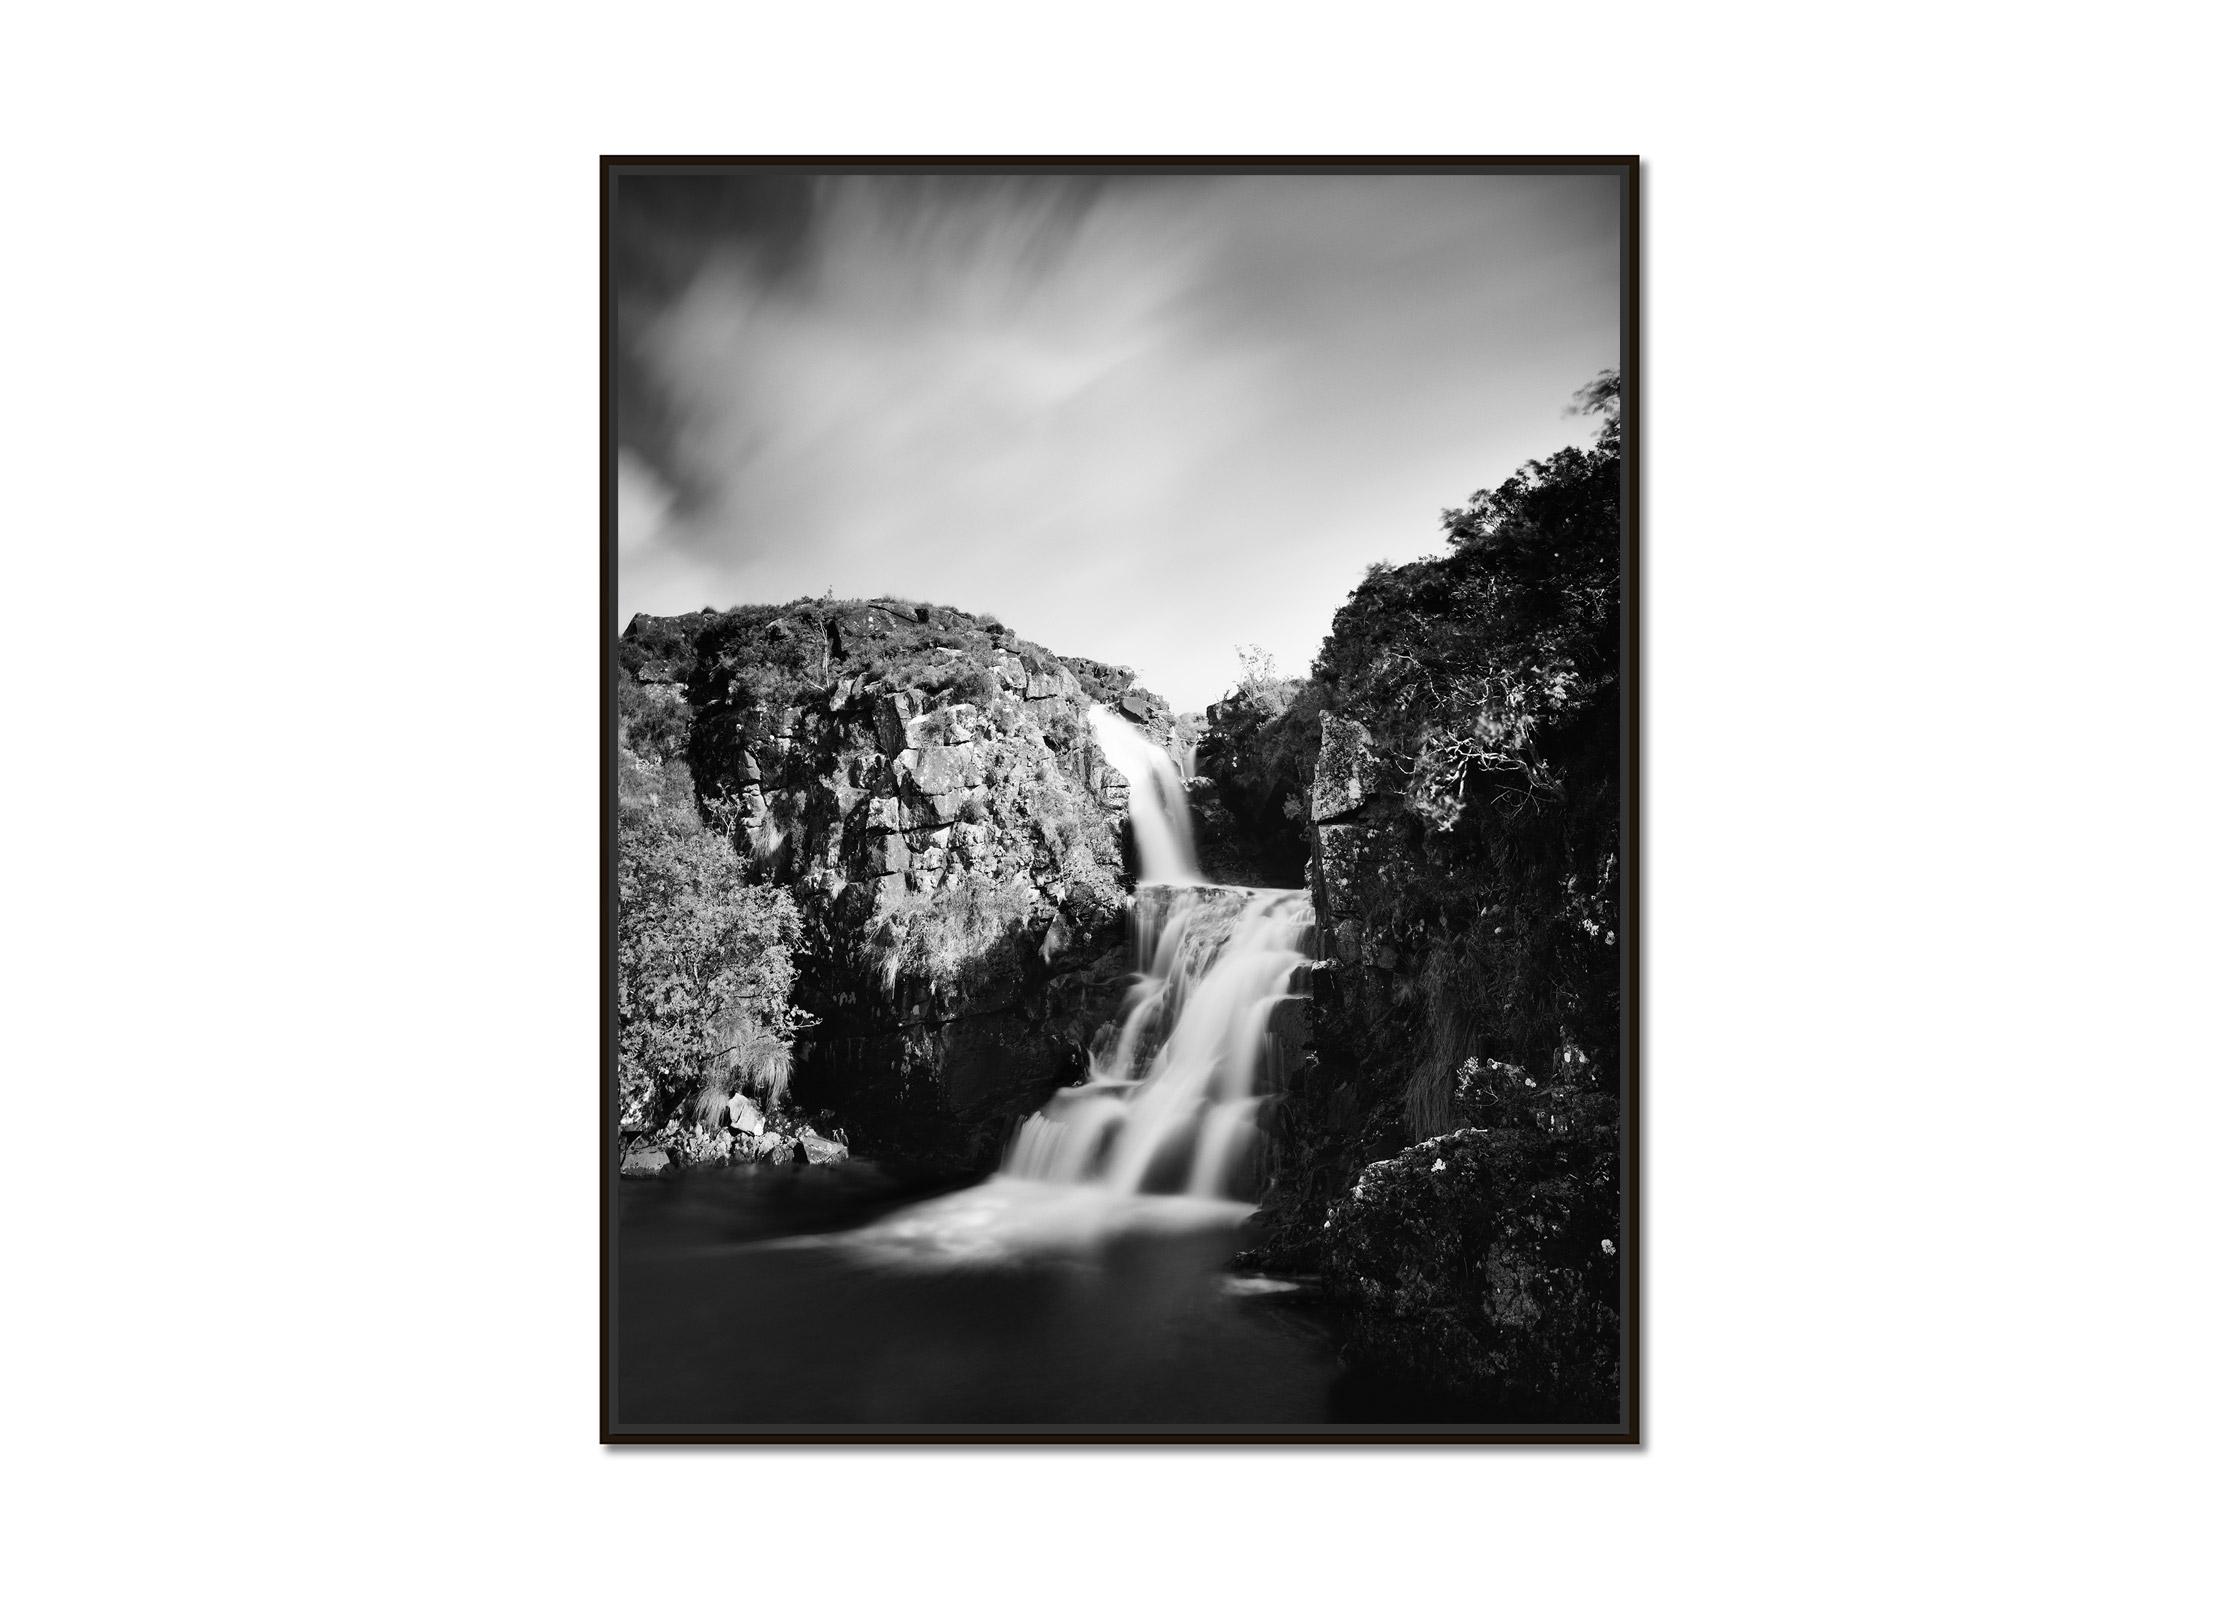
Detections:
[841, 700, 1312, 1264]
[1085, 703, 1202, 884]
[1003, 885, 1312, 1199]
[993, 707, 1309, 1200]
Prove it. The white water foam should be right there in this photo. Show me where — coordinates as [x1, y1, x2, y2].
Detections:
[1086, 702, 1202, 884]
[839, 701, 1311, 1265]
[1004, 879, 1312, 1200]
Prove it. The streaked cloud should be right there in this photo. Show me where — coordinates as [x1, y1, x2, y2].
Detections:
[617, 172, 1618, 712]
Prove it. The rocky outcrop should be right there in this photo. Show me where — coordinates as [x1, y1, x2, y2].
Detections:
[1306, 710, 1409, 973]
[1246, 531, 1623, 1424]
[1322, 1127, 1619, 1421]
[1184, 683, 1318, 889]
[622, 599, 1169, 1171]
[1247, 712, 1426, 1254]
[1059, 655, 1178, 744]
[1306, 712, 1393, 824]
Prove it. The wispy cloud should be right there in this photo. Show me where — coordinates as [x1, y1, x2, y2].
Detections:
[618, 173, 1618, 711]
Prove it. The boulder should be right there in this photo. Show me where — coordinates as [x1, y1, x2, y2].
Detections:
[875, 693, 916, 756]
[895, 742, 983, 797]
[619, 1147, 671, 1179]
[1329, 917, 1364, 966]
[1322, 1126, 1619, 1421]
[725, 1093, 765, 1137]
[795, 1132, 850, 1166]
[1095, 769, 1132, 813]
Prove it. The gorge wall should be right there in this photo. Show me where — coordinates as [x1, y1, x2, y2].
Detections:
[1196, 401, 1626, 1417]
[619, 599, 1183, 1171]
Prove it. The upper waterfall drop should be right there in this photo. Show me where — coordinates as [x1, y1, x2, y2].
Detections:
[1086, 703, 1203, 885]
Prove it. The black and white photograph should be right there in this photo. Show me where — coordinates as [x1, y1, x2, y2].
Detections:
[604, 159, 1637, 1438]
[19, 2, 2240, 1587]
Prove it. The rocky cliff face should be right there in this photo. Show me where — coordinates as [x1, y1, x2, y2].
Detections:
[1185, 681, 1319, 889]
[1248, 711, 1439, 1253]
[620, 599, 1179, 1171]
[1214, 401, 1624, 1417]
[1235, 703, 1621, 1420]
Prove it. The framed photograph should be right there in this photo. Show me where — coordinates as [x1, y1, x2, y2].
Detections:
[603, 156, 1639, 1442]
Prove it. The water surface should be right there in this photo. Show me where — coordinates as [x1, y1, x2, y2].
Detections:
[616, 1163, 1341, 1426]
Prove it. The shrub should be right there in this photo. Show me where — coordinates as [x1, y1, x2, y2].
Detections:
[616, 738, 808, 1131]
[858, 866, 1040, 999]
[617, 675, 693, 759]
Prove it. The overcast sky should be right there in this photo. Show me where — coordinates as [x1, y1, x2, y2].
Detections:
[615, 171, 1619, 714]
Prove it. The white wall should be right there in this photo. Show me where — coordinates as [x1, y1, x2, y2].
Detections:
[6, 4, 2233, 1595]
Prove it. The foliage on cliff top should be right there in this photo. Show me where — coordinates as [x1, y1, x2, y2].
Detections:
[1199, 673, 1323, 811]
[1318, 378, 1620, 826]
[623, 595, 1071, 715]
[1314, 372, 1623, 1094]
[615, 739, 807, 1130]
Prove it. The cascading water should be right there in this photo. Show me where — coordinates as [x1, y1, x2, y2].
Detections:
[999, 708, 1311, 1201]
[1085, 703, 1202, 884]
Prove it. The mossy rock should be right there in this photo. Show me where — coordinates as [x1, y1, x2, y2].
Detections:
[1323, 1125, 1619, 1422]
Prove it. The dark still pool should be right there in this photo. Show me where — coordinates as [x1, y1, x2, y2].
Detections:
[615, 1162, 1343, 1427]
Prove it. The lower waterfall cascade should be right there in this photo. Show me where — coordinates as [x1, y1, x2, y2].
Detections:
[1000, 708, 1311, 1199]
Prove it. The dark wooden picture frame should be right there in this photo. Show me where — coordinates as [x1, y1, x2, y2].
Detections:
[602, 155, 1640, 1444]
